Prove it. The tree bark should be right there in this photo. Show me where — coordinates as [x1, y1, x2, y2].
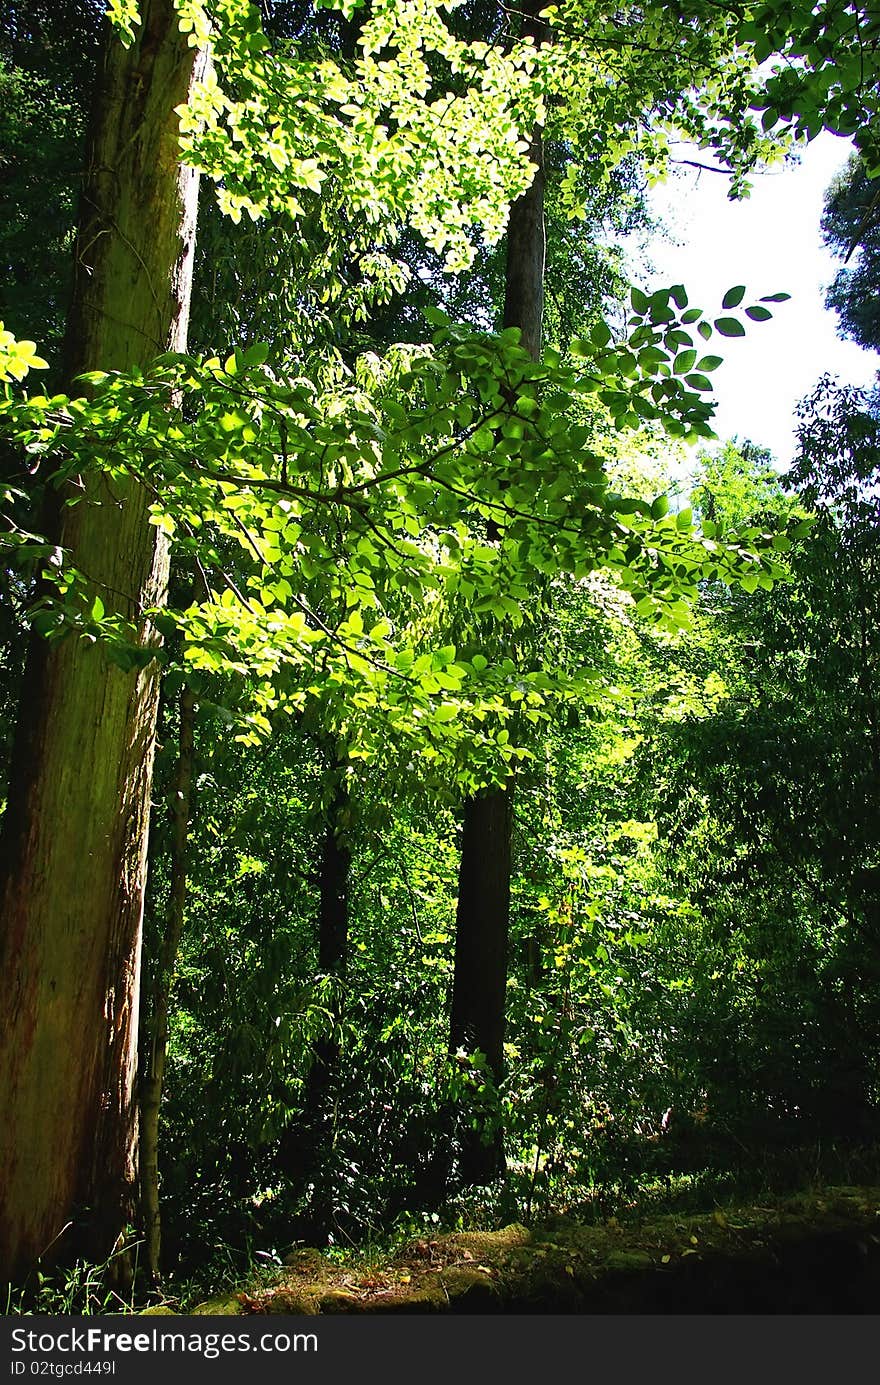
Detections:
[140, 683, 196, 1283]
[0, 1, 206, 1282]
[449, 0, 547, 1187]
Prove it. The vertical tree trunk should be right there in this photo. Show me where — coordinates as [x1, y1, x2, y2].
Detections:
[449, 0, 547, 1187]
[501, 124, 545, 362]
[305, 774, 352, 1140]
[0, 1, 206, 1282]
[450, 787, 516, 1182]
[278, 766, 351, 1239]
[140, 684, 196, 1283]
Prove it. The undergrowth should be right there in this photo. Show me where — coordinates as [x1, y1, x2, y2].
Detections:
[6, 1139, 880, 1314]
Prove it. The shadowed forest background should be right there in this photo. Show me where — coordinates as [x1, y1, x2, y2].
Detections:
[1, 0, 880, 1313]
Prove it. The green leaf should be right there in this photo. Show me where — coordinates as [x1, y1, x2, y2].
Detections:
[695, 355, 723, 371]
[745, 305, 772, 321]
[91, 596, 105, 621]
[651, 494, 669, 519]
[759, 292, 791, 303]
[698, 321, 712, 341]
[630, 286, 650, 314]
[721, 286, 746, 309]
[714, 318, 746, 337]
[243, 342, 270, 366]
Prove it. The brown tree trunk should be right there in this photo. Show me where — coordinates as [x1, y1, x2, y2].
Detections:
[449, 0, 547, 1188]
[0, 2, 206, 1282]
[140, 684, 196, 1283]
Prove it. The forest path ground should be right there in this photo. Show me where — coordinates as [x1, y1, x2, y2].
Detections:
[167, 1186, 880, 1314]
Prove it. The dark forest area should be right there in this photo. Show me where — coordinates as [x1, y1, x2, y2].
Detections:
[1, 0, 879, 1317]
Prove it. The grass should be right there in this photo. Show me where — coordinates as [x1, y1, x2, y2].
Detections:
[4, 1237, 145, 1316]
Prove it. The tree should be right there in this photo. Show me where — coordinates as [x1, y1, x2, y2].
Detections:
[449, 0, 547, 1188]
[823, 154, 880, 353]
[0, 0, 207, 1280]
[0, 0, 551, 1283]
[442, 0, 812, 1186]
[139, 681, 196, 1281]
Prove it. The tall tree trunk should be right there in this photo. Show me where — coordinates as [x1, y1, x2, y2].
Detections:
[277, 764, 351, 1236]
[140, 684, 196, 1283]
[0, 1, 206, 1282]
[450, 786, 516, 1183]
[449, 1, 547, 1188]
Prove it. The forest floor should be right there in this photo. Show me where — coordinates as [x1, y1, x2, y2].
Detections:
[151, 1185, 880, 1314]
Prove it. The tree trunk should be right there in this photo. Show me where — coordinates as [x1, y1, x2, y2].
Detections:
[277, 768, 351, 1238]
[140, 684, 196, 1283]
[449, 0, 547, 1187]
[0, 1, 206, 1282]
[305, 774, 351, 1141]
[450, 787, 516, 1182]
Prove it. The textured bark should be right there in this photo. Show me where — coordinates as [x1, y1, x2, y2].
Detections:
[502, 125, 545, 359]
[140, 684, 196, 1282]
[0, 1, 206, 1281]
[449, 0, 547, 1187]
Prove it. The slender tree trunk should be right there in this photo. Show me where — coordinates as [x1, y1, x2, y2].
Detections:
[305, 775, 351, 1139]
[140, 684, 196, 1283]
[501, 125, 545, 363]
[279, 769, 351, 1239]
[0, 2, 206, 1282]
[449, 1, 546, 1187]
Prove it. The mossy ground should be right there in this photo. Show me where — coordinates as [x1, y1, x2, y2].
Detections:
[174, 1185, 880, 1315]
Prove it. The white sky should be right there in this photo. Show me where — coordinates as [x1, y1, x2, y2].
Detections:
[641, 132, 879, 467]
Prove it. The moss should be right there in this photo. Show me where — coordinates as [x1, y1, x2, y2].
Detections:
[359, 1280, 448, 1313]
[315, 1289, 362, 1313]
[446, 1224, 531, 1256]
[439, 1266, 500, 1309]
[192, 1294, 245, 1315]
[605, 1250, 655, 1271]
